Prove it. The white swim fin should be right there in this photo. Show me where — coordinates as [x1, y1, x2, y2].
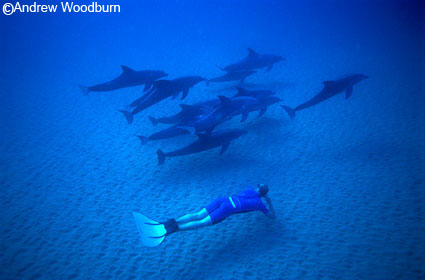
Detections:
[132, 211, 166, 247]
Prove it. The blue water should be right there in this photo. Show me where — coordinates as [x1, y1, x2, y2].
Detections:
[1, 0, 424, 279]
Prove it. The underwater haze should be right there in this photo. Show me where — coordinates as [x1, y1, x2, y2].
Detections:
[1, 0, 424, 279]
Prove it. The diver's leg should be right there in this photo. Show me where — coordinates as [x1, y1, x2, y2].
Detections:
[176, 196, 225, 224]
[179, 198, 234, 231]
[178, 216, 213, 231]
[176, 208, 208, 224]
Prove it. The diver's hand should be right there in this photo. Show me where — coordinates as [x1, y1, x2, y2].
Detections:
[264, 195, 276, 219]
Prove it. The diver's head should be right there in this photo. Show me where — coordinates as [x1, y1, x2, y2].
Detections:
[256, 184, 269, 196]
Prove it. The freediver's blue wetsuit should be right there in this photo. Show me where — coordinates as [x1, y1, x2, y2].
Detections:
[205, 187, 269, 224]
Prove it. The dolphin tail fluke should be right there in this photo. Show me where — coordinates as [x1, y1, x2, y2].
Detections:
[78, 85, 90, 96]
[281, 105, 295, 119]
[137, 135, 149, 146]
[157, 149, 166, 165]
[119, 110, 134, 124]
[148, 116, 158, 126]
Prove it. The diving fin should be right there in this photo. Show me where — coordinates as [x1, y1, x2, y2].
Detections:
[132, 212, 166, 247]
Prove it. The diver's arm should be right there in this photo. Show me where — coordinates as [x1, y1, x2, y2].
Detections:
[263, 195, 276, 219]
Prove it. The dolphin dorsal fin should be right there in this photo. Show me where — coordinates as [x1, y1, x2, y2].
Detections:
[218, 95, 232, 107]
[235, 87, 248, 96]
[179, 104, 203, 114]
[121, 65, 134, 74]
[323, 80, 336, 87]
[247, 48, 259, 58]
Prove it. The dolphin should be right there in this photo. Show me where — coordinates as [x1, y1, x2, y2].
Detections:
[207, 70, 256, 85]
[78, 65, 167, 95]
[232, 87, 277, 98]
[137, 125, 192, 145]
[149, 98, 220, 126]
[156, 129, 247, 165]
[239, 95, 283, 122]
[220, 48, 284, 72]
[192, 95, 258, 133]
[281, 74, 368, 119]
[119, 76, 206, 124]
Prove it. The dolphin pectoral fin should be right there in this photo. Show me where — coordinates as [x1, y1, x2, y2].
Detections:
[172, 92, 179, 99]
[218, 96, 231, 107]
[149, 116, 158, 126]
[259, 107, 267, 117]
[144, 83, 152, 92]
[220, 142, 230, 155]
[157, 149, 166, 165]
[266, 65, 273, 72]
[241, 112, 249, 122]
[346, 86, 353, 99]
[181, 88, 189, 100]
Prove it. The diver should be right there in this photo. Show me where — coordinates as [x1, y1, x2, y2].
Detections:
[133, 184, 276, 247]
